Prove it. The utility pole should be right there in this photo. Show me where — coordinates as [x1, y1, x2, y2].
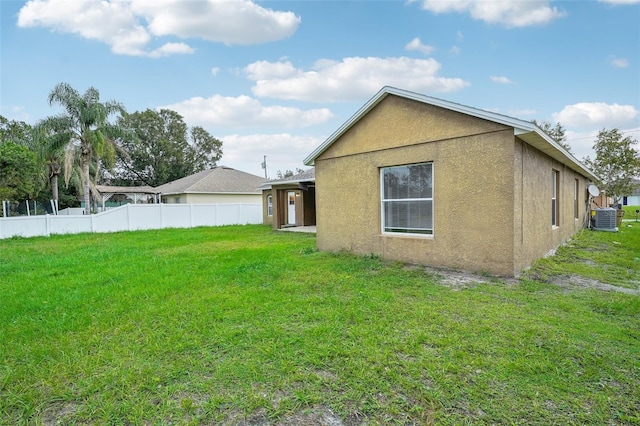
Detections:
[261, 155, 268, 179]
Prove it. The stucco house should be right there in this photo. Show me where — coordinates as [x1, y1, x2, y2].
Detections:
[259, 169, 316, 229]
[304, 86, 597, 277]
[156, 166, 266, 204]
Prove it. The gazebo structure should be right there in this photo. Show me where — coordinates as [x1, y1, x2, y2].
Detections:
[95, 185, 161, 212]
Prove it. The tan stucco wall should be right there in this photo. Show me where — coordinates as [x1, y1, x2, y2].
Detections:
[513, 139, 589, 272]
[315, 95, 518, 276]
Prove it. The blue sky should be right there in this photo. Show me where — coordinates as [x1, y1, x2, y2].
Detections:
[1, 0, 639, 179]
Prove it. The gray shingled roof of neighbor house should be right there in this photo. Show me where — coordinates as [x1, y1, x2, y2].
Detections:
[155, 166, 267, 195]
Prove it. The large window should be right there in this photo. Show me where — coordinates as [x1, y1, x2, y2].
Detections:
[381, 163, 433, 235]
[552, 170, 559, 227]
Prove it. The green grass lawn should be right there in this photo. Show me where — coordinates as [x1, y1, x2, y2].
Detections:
[525, 222, 640, 290]
[622, 205, 640, 221]
[1, 225, 638, 425]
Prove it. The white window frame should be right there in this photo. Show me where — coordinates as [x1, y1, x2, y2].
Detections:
[267, 194, 273, 216]
[380, 162, 433, 236]
[552, 170, 559, 227]
[574, 179, 579, 219]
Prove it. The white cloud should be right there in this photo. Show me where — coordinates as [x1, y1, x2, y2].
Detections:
[130, 0, 300, 45]
[18, 0, 152, 56]
[245, 57, 470, 102]
[450, 45, 461, 54]
[417, 0, 565, 27]
[490, 75, 513, 84]
[0, 105, 30, 122]
[211, 67, 220, 76]
[245, 61, 301, 80]
[17, 0, 299, 57]
[159, 94, 333, 129]
[147, 42, 195, 58]
[611, 57, 629, 68]
[220, 133, 321, 178]
[405, 37, 435, 55]
[552, 102, 639, 129]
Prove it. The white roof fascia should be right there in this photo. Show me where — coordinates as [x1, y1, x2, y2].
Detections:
[258, 177, 316, 191]
[269, 177, 315, 186]
[304, 86, 597, 181]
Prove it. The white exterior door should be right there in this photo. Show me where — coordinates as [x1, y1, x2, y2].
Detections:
[287, 191, 296, 225]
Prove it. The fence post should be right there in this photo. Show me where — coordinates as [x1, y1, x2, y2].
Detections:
[45, 214, 51, 237]
[189, 203, 194, 228]
[127, 204, 132, 231]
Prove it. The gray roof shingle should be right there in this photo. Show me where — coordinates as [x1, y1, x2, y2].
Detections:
[156, 166, 267, 195]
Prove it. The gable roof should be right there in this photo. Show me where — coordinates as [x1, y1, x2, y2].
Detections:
[304, 86, 597, 181]
[258, 168, 315, 190]
[156, 166, 267, 195]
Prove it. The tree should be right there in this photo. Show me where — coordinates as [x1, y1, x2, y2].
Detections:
[533, 120, 573, 154]
[30, 118, 73, 206]
[0, 115, 32, 144]
[0, 141, 39, 201]
[276, 168, 305, 179]
[48, 83, 129, 214]
[190, 125, 223, 171]
[583, 128, 640, 208]
[114, 109, 222, 187]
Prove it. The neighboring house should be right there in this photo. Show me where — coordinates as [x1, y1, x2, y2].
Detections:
[623, 178, 640, 206]
[304, 86, 597, 277]
[156, 166, 266, 204]
[259, 169, 316, 228]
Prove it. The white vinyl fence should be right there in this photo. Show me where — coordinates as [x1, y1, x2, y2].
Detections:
[0, 203, 262, 240]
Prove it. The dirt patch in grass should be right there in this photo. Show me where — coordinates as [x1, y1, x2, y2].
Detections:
[404, 264, 519, 289]
[41, 401, 79, 426]
[227, 406, 343, 426]
[548, 274, 640, 295]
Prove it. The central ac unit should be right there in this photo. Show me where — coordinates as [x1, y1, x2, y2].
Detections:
[592, 208, 617, 232]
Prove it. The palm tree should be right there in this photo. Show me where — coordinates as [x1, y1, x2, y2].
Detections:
[31, 118, 72, 208]
[48, 83, 128, 214]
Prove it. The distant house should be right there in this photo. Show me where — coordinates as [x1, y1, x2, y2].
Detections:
[156, 166, 266, 204]
[304, 86, 597, 277]
[259, 169, 316, 229]
[623, 178, 640, 206]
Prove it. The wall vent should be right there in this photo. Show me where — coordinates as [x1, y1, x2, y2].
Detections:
[592, 208, 617, 232]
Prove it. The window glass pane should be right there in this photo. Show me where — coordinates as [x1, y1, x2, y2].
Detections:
[383, 163, 432, 199]
[384, 200, 433, 234]
[383, 199, 433, 232]
[408, 164, 432, 198]
[382, 162, 433, 234]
